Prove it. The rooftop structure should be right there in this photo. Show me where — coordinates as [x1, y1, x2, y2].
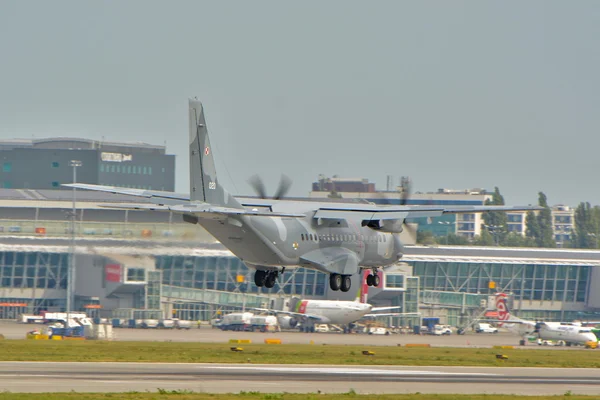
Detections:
[0, 137, 175, 191]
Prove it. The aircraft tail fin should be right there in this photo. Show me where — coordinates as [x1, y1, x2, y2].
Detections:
[355, 282, 363, 303]
[188, 99, 243, 209]
[495, 293, 522, 324]
[357, 271, 369, 303]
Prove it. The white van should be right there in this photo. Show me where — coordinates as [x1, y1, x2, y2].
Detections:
[314, 324, 329, 333]
[475, 323, 498, 334]
[432, 325, 452, 335]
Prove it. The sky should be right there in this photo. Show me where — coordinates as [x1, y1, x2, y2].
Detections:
[1, 1, 599, 206]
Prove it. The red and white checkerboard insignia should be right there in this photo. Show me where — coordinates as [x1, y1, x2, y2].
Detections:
[204, 147, 210, 155]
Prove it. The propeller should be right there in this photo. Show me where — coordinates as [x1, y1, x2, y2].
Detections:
[248, 174, 293, 200]
[398, 176, 416, 236]
[367, 176, 416, 236]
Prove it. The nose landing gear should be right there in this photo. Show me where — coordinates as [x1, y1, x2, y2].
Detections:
[366, 272, 380, 287]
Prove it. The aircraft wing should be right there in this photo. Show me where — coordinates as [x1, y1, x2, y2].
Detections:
[314, 205, 542, 221]
[64, 183, 305, 218]
[99, 203, 306, 219]
[63, 183, 190, 204]
[477, 319, 535, 325]
[371, 306, 402, 312]
[252, 308, 321, 321]
[364, 312, 421, 317]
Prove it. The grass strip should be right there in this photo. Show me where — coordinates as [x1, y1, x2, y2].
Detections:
[0, 340, 599, 367]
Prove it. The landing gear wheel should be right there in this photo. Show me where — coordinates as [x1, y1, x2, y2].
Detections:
[372, 274, 380, 287]
[366, 274, 374, 286]
[264, 272, 277, 288]
[329, 273, 342, 291]
[254, 270, 267, 287]
[340, 275, 352, 292]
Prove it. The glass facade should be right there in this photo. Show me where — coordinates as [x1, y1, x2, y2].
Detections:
[0, 251, 68, 315]
[156, 255, 328, 297]
[126, 268, 146, 282]
[385, 274, 405, 289]
[412, 261, 590, 304]
[0, 251, 68, 290]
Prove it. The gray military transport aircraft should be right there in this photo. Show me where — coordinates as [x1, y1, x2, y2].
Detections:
[66, 99, 540, 293]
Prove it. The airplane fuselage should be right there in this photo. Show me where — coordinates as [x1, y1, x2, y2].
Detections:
[538, 323, 597, 345]
[195, 198, 403, 274]
[296, 299, 372, 325]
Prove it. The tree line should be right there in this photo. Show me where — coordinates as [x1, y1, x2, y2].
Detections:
[416, 187, 599, 249]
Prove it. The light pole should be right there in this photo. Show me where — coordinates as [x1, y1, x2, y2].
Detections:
[483, 224, 504, 246]
[67, 160, 82, 327]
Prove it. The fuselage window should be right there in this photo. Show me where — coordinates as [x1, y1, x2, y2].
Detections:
[301, 234, 305, 241]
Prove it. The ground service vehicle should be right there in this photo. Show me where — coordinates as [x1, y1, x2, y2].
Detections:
[219, 312, 253, 331]
[476, 323, 498, 333]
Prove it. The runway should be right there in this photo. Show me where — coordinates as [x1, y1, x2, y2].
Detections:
[1, 362, 599, 395]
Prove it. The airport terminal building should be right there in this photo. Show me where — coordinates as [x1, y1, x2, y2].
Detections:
[0, 189, 598, 327]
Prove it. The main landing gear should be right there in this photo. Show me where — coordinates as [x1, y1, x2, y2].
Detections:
[329, 273, 352, 292]
[254, 270, 278, 288]
[366, 273, 380, 287]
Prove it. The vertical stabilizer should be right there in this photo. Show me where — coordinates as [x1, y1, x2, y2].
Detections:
[495, 293, 522, 323]
[188, 100, 243, 208]
[358, 271, 369, 303]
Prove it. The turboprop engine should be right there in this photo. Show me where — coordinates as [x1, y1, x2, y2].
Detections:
[277, 315, 299, 329]
[362, 219, 404, 233]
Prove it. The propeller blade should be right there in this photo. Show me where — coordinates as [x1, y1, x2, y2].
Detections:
[248, 175, 268, 199]
[273, 174, 293, 200]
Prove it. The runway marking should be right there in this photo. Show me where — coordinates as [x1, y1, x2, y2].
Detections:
[209, 366, 499, 376]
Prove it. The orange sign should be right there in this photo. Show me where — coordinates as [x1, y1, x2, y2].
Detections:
[0, 303, 28, 307]
[83, 304, 102, 309]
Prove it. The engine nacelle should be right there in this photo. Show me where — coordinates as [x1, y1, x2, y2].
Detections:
[362, 219, 404, 233]
[277, 315, 298, 329]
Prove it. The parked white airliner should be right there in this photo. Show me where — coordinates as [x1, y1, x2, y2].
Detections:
[494, 293, 597, 346]
[263, 274, 406, 330]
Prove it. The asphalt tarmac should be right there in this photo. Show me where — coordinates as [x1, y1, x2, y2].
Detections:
[1, 321, 531, 347]
[0, 362, 599, 395]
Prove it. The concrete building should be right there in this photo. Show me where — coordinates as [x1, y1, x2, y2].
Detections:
[0, 188, 598, 328]
[552, 205, 575, 247]
[310, 177, 577, 246]
[0, 138, 175, 191]
[310, 185, 492, 239]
